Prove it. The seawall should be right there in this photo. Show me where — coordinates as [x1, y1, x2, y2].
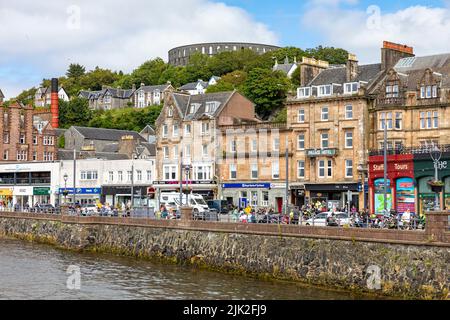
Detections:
[0, 212, 448, 300]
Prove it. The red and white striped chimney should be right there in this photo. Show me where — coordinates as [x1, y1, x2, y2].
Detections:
[50, 78, 59, 128]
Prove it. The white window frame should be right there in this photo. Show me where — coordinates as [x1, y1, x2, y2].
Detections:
[321, 133, 329, 149]
[317, 85, 332, 97]
[344, 82, 359, 95]
[298, 134, 305, 150]
[321, 107, 329, 121]
[297, 87, 311, 99]
[345, 160, 353, 178]
[298, 161, 305, 179]
[162, 125, 168, 138]
[345, 131, 353, 149]
[184, 124, 191, 135]
[345, 105, 353, 119]
[251, 164, 258, 180]
[272, 162, 280, 179]
[273, 138, 280, 152]
[229, 164, 237, 180]
[202, 144, 208, 157]
[318, 160, 325, 178]
[201, 122, 210, 136]
[172, 124, 179, 137]
[298, 109, 305, 123]
[163, 146, 169, 159]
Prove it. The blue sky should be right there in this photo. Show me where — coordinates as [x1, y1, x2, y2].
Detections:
[1, 0, 450, 98]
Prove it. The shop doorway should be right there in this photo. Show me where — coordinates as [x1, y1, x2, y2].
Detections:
[275, 197, 283, 213]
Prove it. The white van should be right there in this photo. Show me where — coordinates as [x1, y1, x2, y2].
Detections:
[160, 192, 209, 213]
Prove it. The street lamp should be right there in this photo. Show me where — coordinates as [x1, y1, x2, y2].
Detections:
[63, 173, 68, 203]
[430, 145, 444, 211]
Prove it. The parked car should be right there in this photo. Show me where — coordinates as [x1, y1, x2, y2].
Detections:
[194, 210, 219, 221]
[32, 203, 56, 213]
[81, 204, 98, 216]
[302, 212, 330, 226]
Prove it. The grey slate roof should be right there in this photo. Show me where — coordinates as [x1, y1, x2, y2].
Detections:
[172, 91, 235, 121]
[273, 63, 297, 74]
[179, 80, 209, 91]
[142, 142, 156, 156]
[73, 126, 146, 142]
[58, 149, 129, 161]
[137, 84, 170, 93]
[105, 88, 134, 99]
[309, 63, 382, 87]
[0, 89, 5, 98]
[54, 129, 67, 137]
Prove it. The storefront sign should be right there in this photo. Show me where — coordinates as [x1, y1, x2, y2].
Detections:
[58, 188, 101, 195]
[33, 187, 51, 196]
[396, 178, 415, 213]
[153, 181, 216, 185]
[0, 188, 13, 196]
[306, 184, 359, 192]
[222, 183, 272, 189]
[13, 186, 33, 196]
[102, 186, 149, 195]
[306, 149, 337, 158]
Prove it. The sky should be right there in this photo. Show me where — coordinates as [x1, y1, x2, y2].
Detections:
[1, 0, 450, 98]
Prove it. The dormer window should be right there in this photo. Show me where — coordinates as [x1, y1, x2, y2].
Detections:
[189, 103, 200, 114]
[420, 85, 438, 99]
[297, 87, 311, 99]
[386, 84, 399, 98]
[344, 82, 359, 94]
[317, 85, 332, 97]
[205, 101, 219, 113]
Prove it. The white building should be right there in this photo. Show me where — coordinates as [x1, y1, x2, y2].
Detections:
[133, 83, 173, 108]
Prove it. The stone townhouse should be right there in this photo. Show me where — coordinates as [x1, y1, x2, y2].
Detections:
[286, 52, 384, 211]
[154, 90, 258, 201]
[34, 86, 69, 107]
[366, 44, 450, 215]
[0, 102, 57, 163]
[133, 83, 174, 108]
[79, 86, 134, 110]
[219, 121, 293, 212]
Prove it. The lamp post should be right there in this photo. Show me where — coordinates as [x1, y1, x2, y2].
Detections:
[430, 145, 443, 211]
[63, 173, 68, 204]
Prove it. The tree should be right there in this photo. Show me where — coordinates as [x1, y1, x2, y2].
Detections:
[59, 97, 92, 128]
[159, 65, 189, 88]
[242, 68, 291, 119]
[15, 88, 37, 106]
[206, 70, 247, 93]
[79, 67, 123, 91]
[66, 64, 86, 79]
[305, 46, 348, 65]
[185, 52, 212, 83]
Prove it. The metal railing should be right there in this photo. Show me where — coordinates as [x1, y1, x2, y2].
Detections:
[369, 144, 450, 156]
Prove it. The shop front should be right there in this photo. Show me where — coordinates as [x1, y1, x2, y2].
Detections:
[290, 184, 305, 208]
[13, 186, 33, 209]
[413, 153, 450, 215]
[368, 154, 415, 215]
[221, 183, 286, 213]
[0, 188, 13, 210]
[305, 183, 360, 211]
[33, 187, 51, 205]
[101, 185, 150, 208]
[154, 180, 217, 202]
[58, 187, 101, 205]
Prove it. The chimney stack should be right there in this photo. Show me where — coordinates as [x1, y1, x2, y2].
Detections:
[346, 53, 359, 82]
[381, 41, 415, 71]
[299, 57, 329, 87]
[50, 78, 59, 129]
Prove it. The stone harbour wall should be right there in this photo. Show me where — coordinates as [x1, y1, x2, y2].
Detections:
[0, 216, 448, 300]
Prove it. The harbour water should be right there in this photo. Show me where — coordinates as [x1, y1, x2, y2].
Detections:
[0, 238, 376, 300]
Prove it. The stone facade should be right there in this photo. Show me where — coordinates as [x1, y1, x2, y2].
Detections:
[168, 42, 280, 66]
[0, 103, 57, 162]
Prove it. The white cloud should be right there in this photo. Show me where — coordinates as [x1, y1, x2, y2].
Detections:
[301, 2, 450, 64]
[0, 0, 277, 98]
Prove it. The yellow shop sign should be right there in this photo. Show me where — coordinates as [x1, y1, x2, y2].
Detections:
[0, 188, 13, 196]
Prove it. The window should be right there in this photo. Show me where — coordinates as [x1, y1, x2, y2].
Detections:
[379, 141, 393, 151]
[297, 87, 311, 99]
[251, 191, 258, 207]
[3, 150, 8, 161]
[395, 112, 402, 130]
[298, 161, 305, 178]
[108, 171, 114, 182]
[147, 170, 152, 182]
[127, 171, 132, 182]
[201, 122, 210, 135]
[298, 109, 305, 123]
[420, 86, 425, 99]
[33, 135, 38, 145]
[168, 107, 173, 117]
[345, 131, 353, 148]
[205, 102, 218, 113]
[162, 125, 168, 137]
[172, 124, 179, 137]
[273, 138, 280, 152]
[298, 134, 305, 150]
[379, 112, 393, 130]
[16, 150, 27, 161]
[386, 84, 399, 98]
[43, 151, 54, 162]
[321, 133, 329, 149]
[163, 165, 177, 180]
[272, 162, 280, 179]
[118, 171, 123, 182]
[344, 82, 359, 94]
[3, 133, 9, 144]
[184, 124, 191, 135]
[136, 170, 142, 181]
[345, 160, 353, 178]
[251, 164, 258, 179]
[19, 134, 26, 144]
[318, 160, 325, 178]
[80, 171, 98, 180]
[327, 160, 333, 178]
[318, 85, 332, 97]
[195, 166, 211, 181]
[229, 164, 237, 180]
[163, 146, 169, 159]
[202, 144, 208, 157]
[32, 152, 37, 161]
[43, 136, 54, 146]
[189, 104, 199, 114]
[345, 105, 353, 119]
[184, 144, 191, 157]
[230, 140, 237, 153]
[321, 107, 329, 121]
[173, 146, 179, 159]
[420, 111, 439, 129]
[432, 85, 438, 98]
[426, 86, 432, 99]
[251, 139, 257, 153]
[262, 191, 269, 206]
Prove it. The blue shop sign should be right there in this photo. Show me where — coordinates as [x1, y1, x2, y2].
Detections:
[58, 187, 101, 195]
[222, 183, 272, 189]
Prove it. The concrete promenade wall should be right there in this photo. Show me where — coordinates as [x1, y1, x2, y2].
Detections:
[0, 212, 448, 299]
